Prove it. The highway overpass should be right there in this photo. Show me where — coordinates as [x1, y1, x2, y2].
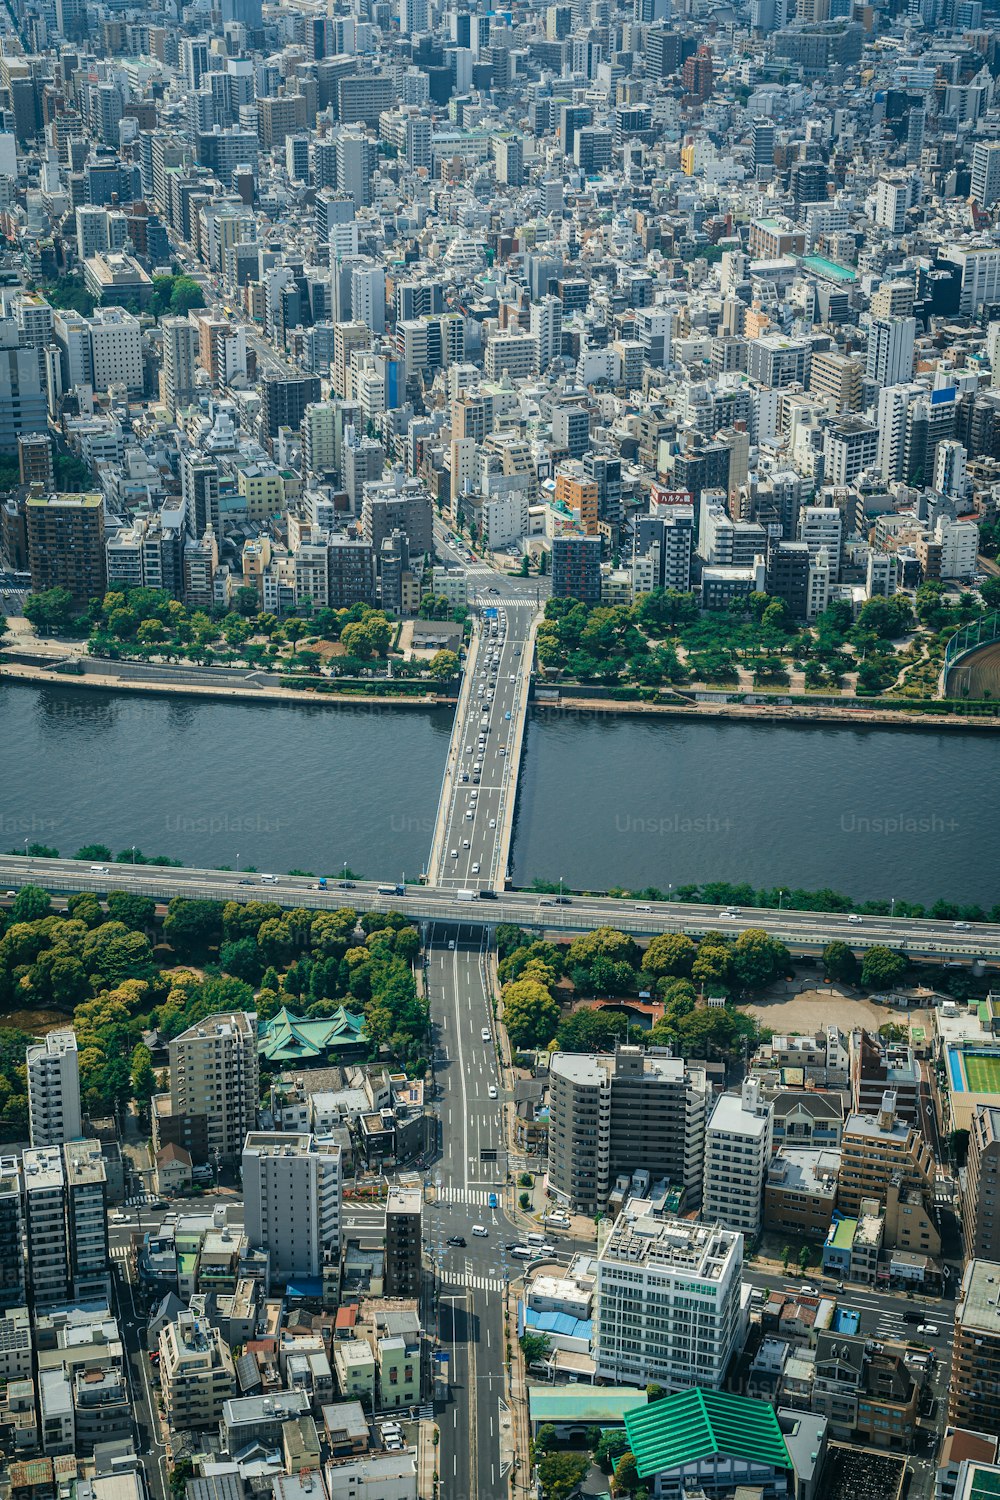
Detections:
[3, 855, 998, 963]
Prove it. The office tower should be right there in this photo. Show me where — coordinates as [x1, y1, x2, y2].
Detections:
[905, 107, 924, 165]
[399, 0, 428, 32]
[548, 1047, 709, 1215]
[360, 472, 434, 556]
[949, 1259, 1000, 1432]
[551, 404, 589, 459]
[344, 435, 385, 512]
[335, 133, 376, 210]
[261, 373, 322, 443]
[181, 454, 221, 539]
[351, 263, 386, 334]
[161, 317, 200, 416]
[65, 1139, 110, 1301]
[88, 307, 142, 394]
[327, 536, 376, 607]
[221, 0, 262, 29]
[876, 382, 922, 481]
[751, 118, 775, 178]
[25, 491, 106, 606]
[550, 534, 602, 601]
[23, 1145, 70, 1307]
[0, 1157, 25, 1309]
[681, 45, 714, 102]
[0, 345, 48, 453]
[530, 295, 562, 371]
[242, 1132, 341, 1281]
[167, 1012, 259, 1165]
[27, 1029, 82, 1148]
[494, 134, 524, 186]
[385, 1186, 422, 1297]
[18, 430, 53, 487]
[595, 1210, 745, 1388]
[971, 142, 1000, 211]
[702, 1078, 774, 1238]
[962, 1106, 1000, 1262]
[865, 316, 915, 387]
[798, 506, 843, 577]
[584, 452, 622, 529]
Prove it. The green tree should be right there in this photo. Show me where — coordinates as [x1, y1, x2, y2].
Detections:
[24, 586, 78, 635]
[66, 891, 104, 927]
[12, 885, 52, 922]
[979, 576, 1000, 610]
[821, 940, 859, 985]
[520, 1331, 552, 1365]
[107, 891, 156, 932]
[502, 978, 561, 1048]
[611, 1453, 640, 1495]
[798, 1244, 811, 1273]
[534, 1425, 557, 1454]
[860, 945, 907, 990]
[538, 1453, 589, 1500]
[169, 276, 205, 315]
[162, 898, 224, 960]
[691, 938, 731, 988]
[130, 1043, 156, 1111]
[643, 932, 697, 978]
[781, 1245, 791, 1270]
[731, 928, 790, 989]
[595, 1432, 631, 1472]
[74, 844, 113, 862]
[566, 926, 640, 973]
[428, 649, 460, 680]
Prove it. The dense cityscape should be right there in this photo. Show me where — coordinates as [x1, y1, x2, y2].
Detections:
[1, 0, 1000, 1497]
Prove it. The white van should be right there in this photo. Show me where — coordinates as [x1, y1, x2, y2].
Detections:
[510, 1245, 534, 1260]
[472, 1224, 488, 1237]
[526, 1232, 546, 1246]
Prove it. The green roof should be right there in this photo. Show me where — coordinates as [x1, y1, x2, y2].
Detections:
[257, 1005, 366, 1063]
[624, 1389, 791, 1480]
[528, 1386, 647, 1425]
[969, 1466, 1000, 1500]
[798, 254, 857, 284]
[830, 1216, 856, 1250]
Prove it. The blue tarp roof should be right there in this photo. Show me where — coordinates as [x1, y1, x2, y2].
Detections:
[523, 1307, 592, 1341]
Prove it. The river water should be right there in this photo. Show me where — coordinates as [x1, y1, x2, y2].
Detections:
[1, 682, 996, 906]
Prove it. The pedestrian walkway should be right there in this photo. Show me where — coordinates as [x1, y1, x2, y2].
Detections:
[435, 1186, 501, 1206]
[110, 1245, 131, 1259]
[438, 1269, 506, 1293]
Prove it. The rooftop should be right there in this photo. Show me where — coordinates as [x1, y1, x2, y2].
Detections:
[957, 1259, 1000, 1337]
[624, 1388, 791, 1480]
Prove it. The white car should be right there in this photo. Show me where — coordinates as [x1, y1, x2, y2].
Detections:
[463, 838, 470, 848]
[472, 862, 480, 873]
[90, 864, 110, 874]
[488, 1084, 498, 1099]
[489, 818, 497, 829]
[847, 914, 864, 925]
[481, 1028, 491, 1042]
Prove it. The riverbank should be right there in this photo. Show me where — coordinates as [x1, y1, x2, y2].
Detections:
[541, 691, 1000, 733]
[0, 657, 451, 709]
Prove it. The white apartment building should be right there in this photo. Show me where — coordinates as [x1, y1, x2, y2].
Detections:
[242, 1132, 342, 1282]
[702, 1078, 774, 1239]
[88, 308, 143, 394]
[595, 1209, 746, 1389]
[798, 505, 842, 578]
[326, 1454, 418, 1500]
[483, 489, 530, 548]
[64, 1139, 110, 1302]
[936, 514, 978, 580]
[23, 1146, 70, 1307]
[159, 1311, 235, 1430]
[27, 1029, 82, 1148]
[484, 331, 539, 382]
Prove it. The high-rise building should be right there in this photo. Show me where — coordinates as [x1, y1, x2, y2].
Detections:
[27, 1029, 82, 1148]
[550, 533, 602, 601]
[18, 431, 54, 488]
[751, 118, 776, 178]
[702, 1078, 773, 1239]
[971, 142, 1000, 211]
[548, 1047, 709, 1215]
[865, 316, 916, 388]
[165, 1012, 259, 1166]
[0, 346, 48, 454]
[335, 133, 376, 210]
[161, 316, 200, 416]
[385, 1185, 422, 1297]
[963, 1105, 1000, 1262]
[64, 1139, 110, 1301]
[261, 373, 322, 443]
[181, 454, 221, 538]
[949, 1258, 1000, 1432]
[242, 1132, 341, 1282]
[595, 1209, 746, 1389]
[837, 1090, 934, 1217]
[25, 490, 106, 606]
[0, 1157, 25, 1309]
[23, 1144, 70, 1307]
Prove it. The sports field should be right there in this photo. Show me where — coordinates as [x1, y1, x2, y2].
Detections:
[958, 1051, 1000, 1095]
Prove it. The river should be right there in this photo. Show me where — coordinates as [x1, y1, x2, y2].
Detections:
[1, 682, 995, 906]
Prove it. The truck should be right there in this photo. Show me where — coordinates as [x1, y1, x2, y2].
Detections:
[455, 889, 478, 901]
[377, 883, 406, 897]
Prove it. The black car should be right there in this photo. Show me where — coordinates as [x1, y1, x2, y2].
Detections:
[337, 880, 356, 889]
[447, 1235, 467, 1247]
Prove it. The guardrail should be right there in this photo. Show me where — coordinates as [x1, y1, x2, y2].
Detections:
[942, 610, 1000, 695]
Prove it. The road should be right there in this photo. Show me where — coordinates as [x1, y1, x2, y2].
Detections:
[3, 854, 998, 962]
[425, 928, 512, 1500]
[432, 601, 535, 892]
[108, 1222, 168, 1500]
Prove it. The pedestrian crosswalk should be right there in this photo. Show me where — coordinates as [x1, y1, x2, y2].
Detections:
[434, 1187, 500, 1206]
[110, 1245, 131, 1259]
[417, 1404, 435, 1421]
[438, 1270, 506, 1293]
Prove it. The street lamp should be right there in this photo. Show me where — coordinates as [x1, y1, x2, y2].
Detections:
[558, 874, 564, 901]
[131, 845, 136, 866]
[778, 889, 785, 911]
[236, 852, 240, 873]
[890, 896, 896, 918]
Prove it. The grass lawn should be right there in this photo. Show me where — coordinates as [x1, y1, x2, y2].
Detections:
[962, 1053, 1000, 1094]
